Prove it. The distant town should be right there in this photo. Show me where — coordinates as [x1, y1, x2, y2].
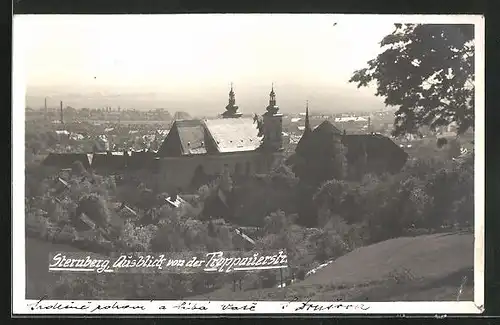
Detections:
[25, 98, 465, 158]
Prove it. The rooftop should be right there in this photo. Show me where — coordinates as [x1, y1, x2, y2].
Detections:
[203, 118, 262, 153]
[157, 117, 263, 156]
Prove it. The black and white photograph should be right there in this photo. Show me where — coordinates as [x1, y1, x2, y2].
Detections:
[13, 14, 484, 314]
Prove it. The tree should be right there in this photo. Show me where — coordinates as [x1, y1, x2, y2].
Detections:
[436, 137, 448, 148]
[75, 194, 112, 231]
[350, 24, 474, 136]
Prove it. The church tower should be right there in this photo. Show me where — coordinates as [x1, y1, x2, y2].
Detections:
[222, 83, 242, 118]
[261, 84, 283, 151]
[296, 100, 312, 157]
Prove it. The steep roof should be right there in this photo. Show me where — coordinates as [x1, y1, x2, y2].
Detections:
[313, 120, 342, 135]
[157, 118, 262, 156]
[203, 118, 262, 153]
[176, 120, 208, 155]
[288, 131, 408, 175]
[157, 120, 209, 156]
[341, 134, 408, 172]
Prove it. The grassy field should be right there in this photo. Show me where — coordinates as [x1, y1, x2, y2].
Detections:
[25, 238, 87, 299]
[25, 232, 474, 301]
[191, 232, 474, 301]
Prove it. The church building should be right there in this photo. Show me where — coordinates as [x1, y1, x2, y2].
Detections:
[154, 84, 285, 193]
[288, 102, 409, 181]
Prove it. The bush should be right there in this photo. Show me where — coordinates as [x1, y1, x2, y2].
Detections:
[263, 210, 294, 235]
[76, 194, 112, 229]
[26, 212, 52, 239]
[310, 216, 352, 262]
[436, 137, 448, 148]
[231, 168, 299, 227]
[118, 221, 157, 251]
[53, 224, 79, 244]
[26, 136, 475, 300]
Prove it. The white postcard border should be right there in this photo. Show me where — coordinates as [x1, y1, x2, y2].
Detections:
[12, 14, 485, 315]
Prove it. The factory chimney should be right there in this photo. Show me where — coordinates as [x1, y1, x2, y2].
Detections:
[60, 101, 64, 124]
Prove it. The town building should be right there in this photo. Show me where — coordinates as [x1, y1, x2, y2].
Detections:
[288, 104, 408, 180]
[41, 85, 407, 195]
[42, 85, 285, 193]
[154, 84, 284, 193]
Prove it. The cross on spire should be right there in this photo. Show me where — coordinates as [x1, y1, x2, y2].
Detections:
[223, 82, 241, 118]
[268, 83, 277, 110]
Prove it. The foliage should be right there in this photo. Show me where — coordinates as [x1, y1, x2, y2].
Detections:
[26, 134, 474, 300]
[350, 24, 474, 136]
[76, 193, 112, 230]
[263, 210, 294, 234]
[311, 154, 473, 244]
[231, 166, 299, 227]
[118, 221, 158, 251]
[26, 211, 54, 239]
[436, 137, 448, 148]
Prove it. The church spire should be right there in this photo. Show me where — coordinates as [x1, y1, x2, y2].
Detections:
[228, 82, 235, 106]
[222, 82, 242, 118]
[304, 100, 312, 135]
[295, 100, 312, 157]
[266, 83, 279, 114]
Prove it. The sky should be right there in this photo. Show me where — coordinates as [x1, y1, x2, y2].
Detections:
[16, 14, 399, 114]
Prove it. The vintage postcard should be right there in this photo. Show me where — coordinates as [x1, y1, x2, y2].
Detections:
[12, 14, 484, 315]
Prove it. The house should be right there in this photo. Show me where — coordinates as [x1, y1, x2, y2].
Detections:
[91, 152, 128, 171]
[42, 153, 93, 169]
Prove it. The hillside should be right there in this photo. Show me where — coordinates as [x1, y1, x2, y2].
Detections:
[26, 238, 86, 299]
[25, 232, 474, 301]
[191, 232, 474, 301]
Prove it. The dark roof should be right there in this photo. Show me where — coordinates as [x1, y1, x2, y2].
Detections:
[176, 120, 208, 155]
[313, 120, 342, 135]
[222, 110, 243, 118]
[42, 153, 93, 169]
[341, 134, 408, 172]
[289, 131, 408, 175]
[91, 152, 127, 170]
[157, 120, 208, 156]
[127, 151, 158, 170]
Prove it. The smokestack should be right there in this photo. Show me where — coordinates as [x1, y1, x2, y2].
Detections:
[44, 97, 47, 120]
[60, 101, 64, 124]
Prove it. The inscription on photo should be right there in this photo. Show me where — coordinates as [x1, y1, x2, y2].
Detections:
[48, 250, 288, 274]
